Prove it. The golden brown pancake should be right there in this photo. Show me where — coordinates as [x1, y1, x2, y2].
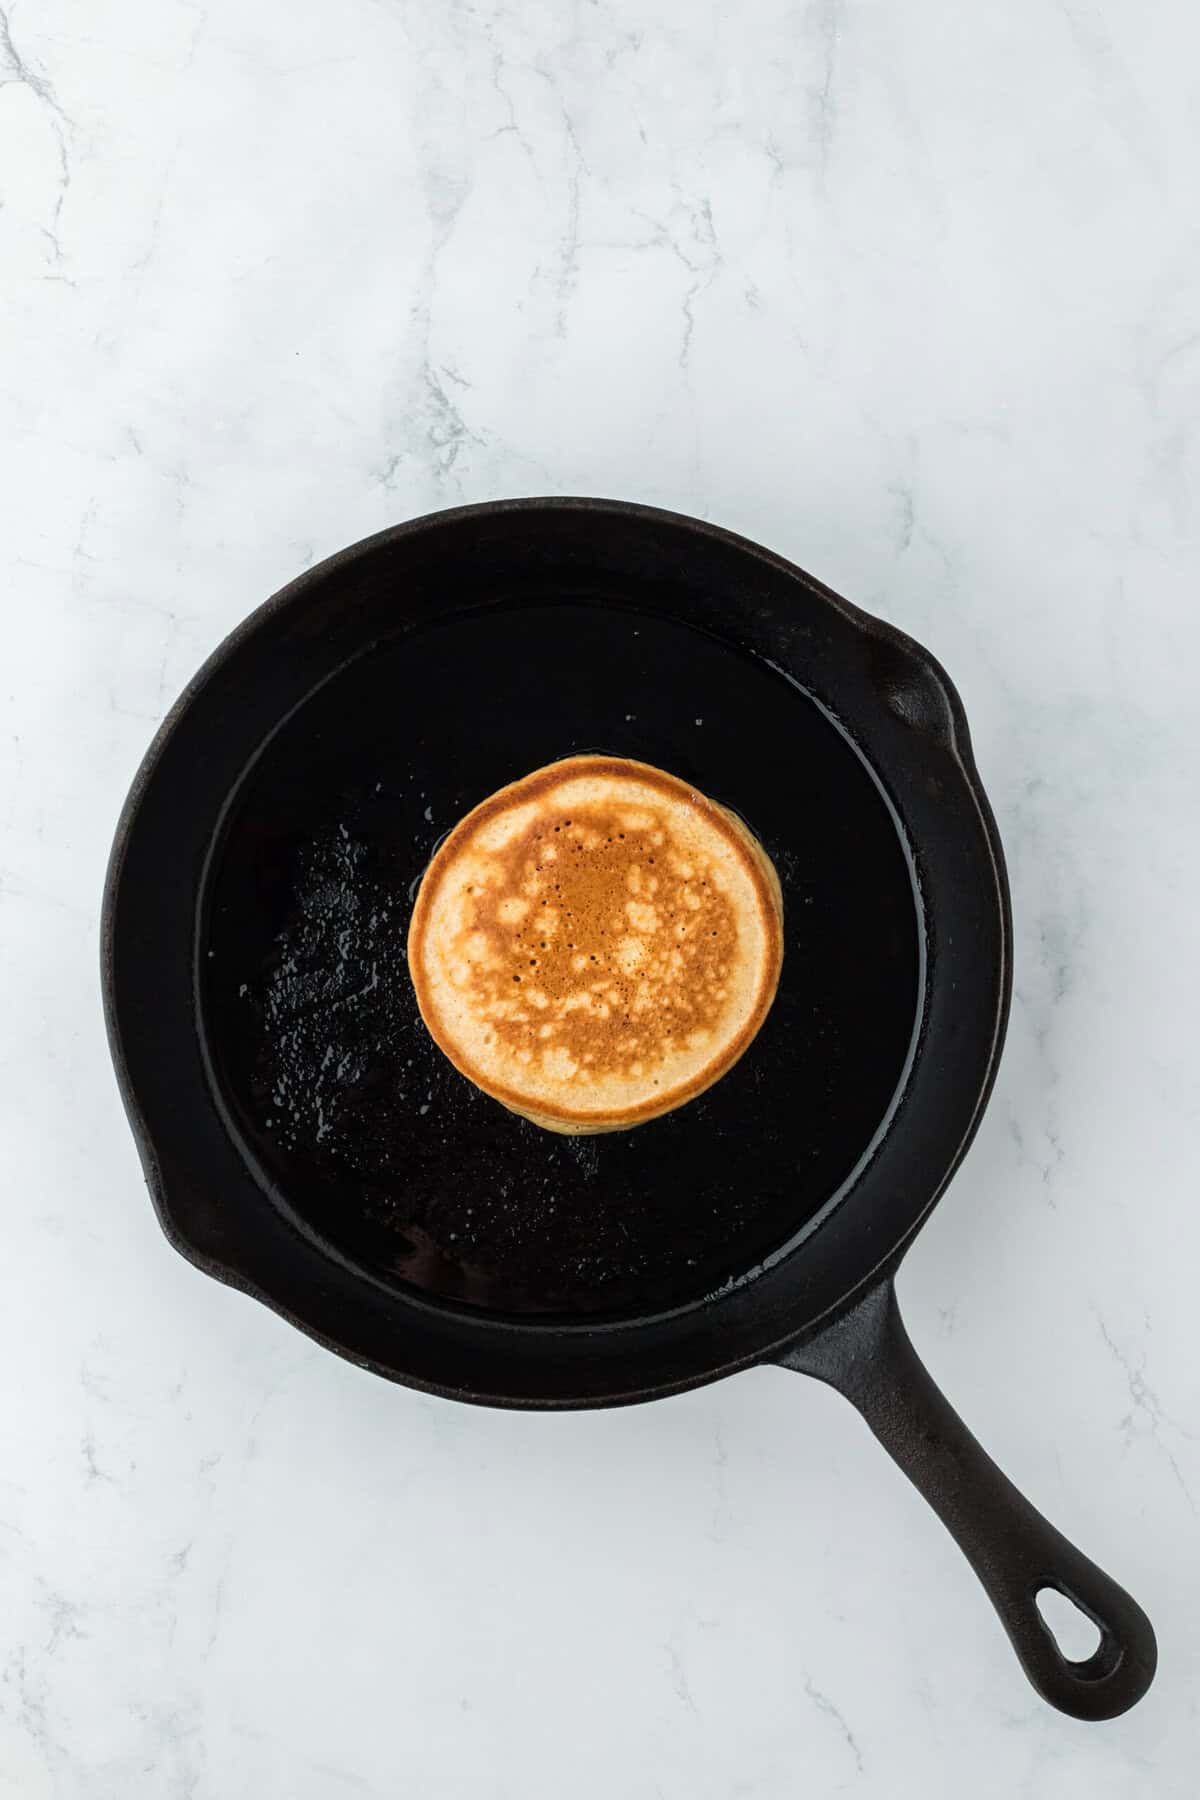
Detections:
[407, 756, 783, 1133]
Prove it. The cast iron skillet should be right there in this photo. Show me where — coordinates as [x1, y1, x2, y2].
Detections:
[102, 499, 1156, 1719]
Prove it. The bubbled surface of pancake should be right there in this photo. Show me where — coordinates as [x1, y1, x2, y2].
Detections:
[408, 758, 782, 1128]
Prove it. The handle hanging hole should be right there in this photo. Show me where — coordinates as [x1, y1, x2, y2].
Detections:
[1037, 1588, 1103, 1663]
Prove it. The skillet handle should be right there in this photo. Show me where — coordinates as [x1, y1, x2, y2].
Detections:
[775, 1280, 1156, 1719]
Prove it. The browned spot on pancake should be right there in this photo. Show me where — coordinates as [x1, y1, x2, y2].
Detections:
[459, 808, 736, 1080]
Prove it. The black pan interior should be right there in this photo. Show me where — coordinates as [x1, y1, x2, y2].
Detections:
[201, 597, 922, 1320]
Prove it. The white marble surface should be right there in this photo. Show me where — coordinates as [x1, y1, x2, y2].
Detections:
[3, 0, 1199, 1791]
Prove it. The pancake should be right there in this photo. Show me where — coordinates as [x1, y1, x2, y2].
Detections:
[407, 756, 783, 1134]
